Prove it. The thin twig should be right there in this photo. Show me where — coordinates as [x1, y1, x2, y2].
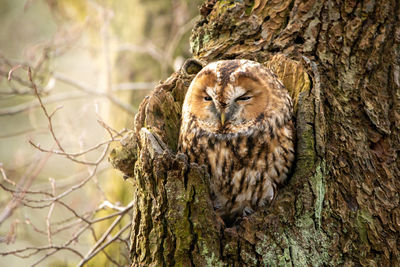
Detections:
[81, 223, 131, 266]
[77, 215, 129, 267]
[116, 42, 165, 67]
[42, 141, 110, 202]
[30, 202, 133, 266]
[29, 138, 120, 158]
[0, 245, 84, 259]
[0, 127, 48, 139]
[53, 72, 135, 114]
[46, 178, 56, 246]
[0, 91, 87, 116]
[8, 65, 23, 81]
[29, 68, 101, 166]
[0, 164, 15, 186]
[0, 151, 53, 226]
[112, 82, 156, 91]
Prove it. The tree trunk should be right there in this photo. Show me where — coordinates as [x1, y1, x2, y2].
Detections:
[110, 0, 400, 266]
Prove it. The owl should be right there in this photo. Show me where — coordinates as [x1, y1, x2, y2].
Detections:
[178, 59, 295, 223]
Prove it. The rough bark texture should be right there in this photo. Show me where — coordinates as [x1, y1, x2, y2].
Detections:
[110, 0, 400, 266]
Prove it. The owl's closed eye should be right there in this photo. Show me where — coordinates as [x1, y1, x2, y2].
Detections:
[179, 59, 295, 224]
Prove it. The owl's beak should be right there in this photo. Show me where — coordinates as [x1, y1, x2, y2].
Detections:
[220, 112, 226, 126]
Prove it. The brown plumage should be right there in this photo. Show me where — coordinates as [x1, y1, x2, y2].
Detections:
[179, 59, 295, 223]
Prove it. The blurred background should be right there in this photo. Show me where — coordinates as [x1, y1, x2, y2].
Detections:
[0, 0, 202, 265]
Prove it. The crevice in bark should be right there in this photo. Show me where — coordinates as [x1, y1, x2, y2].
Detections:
[159, 161, 168, 267]
[188, 186, 197, 266]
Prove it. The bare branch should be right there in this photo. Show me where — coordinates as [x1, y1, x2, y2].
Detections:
[98, 200, 125, 212]
[29, 202, 133, 266]
[29, 138, 120, 158]
[0, 127, 48, 139]
[44, 164, 98, 202]
[112, 82, 156, 91]
[77, 214, 130, 267]
[0, 151, 53, 226]
[95, 106, 128, 139]
[0, 245, 84, 260]
[90, 201, 133, 224]
[8, 65, 24, 81]
[53, 72, 136, 114]
[29, 68, 104, 166]
[24, 218, 52, 236]
[0, 163, 16, 186]
[48, 105, 63, 118]
[0, 219, 19, 244]
[0, 181, 52, 197]
[0, 91, 87, 116]
[116, 42, 166, 66]
[82, 223, 131, 266]
[46, 178, 56, 246]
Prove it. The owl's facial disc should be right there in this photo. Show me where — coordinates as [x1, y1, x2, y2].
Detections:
[185, 60, 275, 132]
[203, 86, 253, 128]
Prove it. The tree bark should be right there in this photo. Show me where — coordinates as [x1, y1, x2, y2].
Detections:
[110, 0, 400, 266]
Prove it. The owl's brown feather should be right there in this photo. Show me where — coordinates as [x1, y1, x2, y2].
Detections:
[179, 59, 295, 222]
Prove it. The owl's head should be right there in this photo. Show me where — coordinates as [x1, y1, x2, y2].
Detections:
[181, 59, 291, 134]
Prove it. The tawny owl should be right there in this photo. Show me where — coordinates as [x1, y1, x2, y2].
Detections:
[178, 59, 295, 223]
